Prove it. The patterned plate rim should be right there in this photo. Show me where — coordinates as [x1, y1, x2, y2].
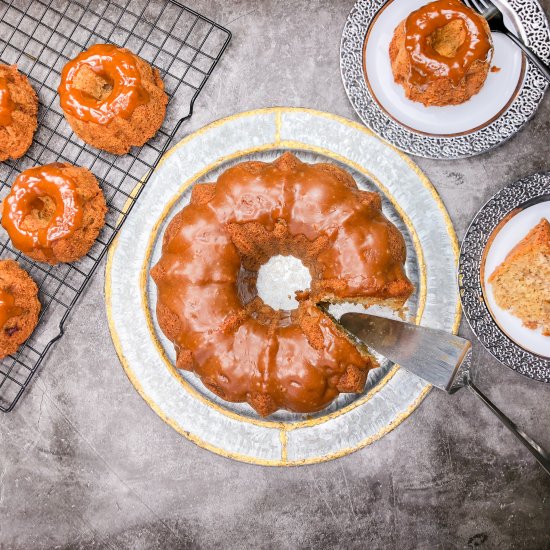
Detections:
[340, 0, 550, 159]
[458, 172, 550, 381]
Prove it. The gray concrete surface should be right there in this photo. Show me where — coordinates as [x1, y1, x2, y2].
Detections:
[1, 1, 550, 548]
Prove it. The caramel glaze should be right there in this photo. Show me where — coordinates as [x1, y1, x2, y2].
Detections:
[151, 153, 414, 416]
[58, 44, 149, 125]
[0, 77, 14, 126]
[0, 289, 23, 328]
[404, 0, 492, 86]
[1, 163, 83, 254]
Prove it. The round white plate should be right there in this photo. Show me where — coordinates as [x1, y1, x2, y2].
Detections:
[341, 0, 550, 158]
[483, 201, 550, 357]
[106, 108, 460, 466]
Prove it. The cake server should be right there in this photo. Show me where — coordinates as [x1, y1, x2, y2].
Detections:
[333, 311, 550, 476]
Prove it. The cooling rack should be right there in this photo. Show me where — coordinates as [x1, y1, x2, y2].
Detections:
[0, 0, 231, 412]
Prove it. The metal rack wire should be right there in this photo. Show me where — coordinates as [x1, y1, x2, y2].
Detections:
[0, 0, 231, 412]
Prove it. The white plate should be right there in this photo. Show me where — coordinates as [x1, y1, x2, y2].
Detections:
[106, 108, 460, 465]
[483, 202, 550, 357]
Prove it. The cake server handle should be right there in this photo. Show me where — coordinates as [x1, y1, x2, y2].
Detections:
[464, 373, 550, 476]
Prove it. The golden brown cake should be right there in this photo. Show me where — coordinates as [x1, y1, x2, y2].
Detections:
[151, 153, 414, 416]
[0, 64, 38, 162]
[0, 260, 40, 359]
[1, 163, 107, 264]
[58, 44, 168, 155]
[389, 0, 493, 106]
[489, 218, 550, 336]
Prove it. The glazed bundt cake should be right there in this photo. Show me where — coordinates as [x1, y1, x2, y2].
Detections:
[0, 64, 38, 162]
[151, 153, 414, 416]
[389, 0, 493, 106]
[0, 259, 40, 359]
[1, 163, 107, 264]
[58, 44, 168, 154]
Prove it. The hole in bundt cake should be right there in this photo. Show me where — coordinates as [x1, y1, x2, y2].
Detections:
[428, 19, 467, 58]
[22, 195, 57, 229]
[72, 64, 114, 101]
[256, 255, 313, 311]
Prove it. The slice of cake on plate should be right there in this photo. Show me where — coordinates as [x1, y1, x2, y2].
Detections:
[489, 218, 550, 336]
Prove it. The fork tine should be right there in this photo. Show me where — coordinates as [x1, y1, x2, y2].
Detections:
[477, 0, 502, 18]
[462, 0, 476, 9]
[474, 0, 502, 21]
[464, 0, 487, 14]
[477, 0, 497, 10]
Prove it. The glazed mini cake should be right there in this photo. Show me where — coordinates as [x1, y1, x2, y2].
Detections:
[389, 0, 493, 106]
[1, 163, 107, 264]
[0, 64, 38, 161]
[58, 44, 168, 154]
[0, 260, 40, 359]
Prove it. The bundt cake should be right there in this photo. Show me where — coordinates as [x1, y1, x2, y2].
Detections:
[0, 64, 38, 162]
[1, 163, 107, 264]
[489, 218, 550, 336]
[151, 153, 414, 416]
[58, 44, 168, 154]
[389, 0, 493, 106]
[0, 260, 40, 359]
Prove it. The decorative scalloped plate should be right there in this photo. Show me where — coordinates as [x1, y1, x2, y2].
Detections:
[459, 172, 550, 381]
[106, 108, 460, 466]
[341, 0, 550, 159]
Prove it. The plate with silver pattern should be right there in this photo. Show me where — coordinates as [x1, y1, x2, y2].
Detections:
[458, 172, 550, 382]
[340, 0, 550, 159]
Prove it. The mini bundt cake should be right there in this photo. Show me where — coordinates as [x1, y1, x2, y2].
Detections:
[389, 0, 493, 106]
[0, 260, 40, 359]
[0, 64, 38, 162]
[489, 218, 550, 336]
[151, 153, 414, 416]
[58, 44, 168, 154]
[1, 163, 107, 264]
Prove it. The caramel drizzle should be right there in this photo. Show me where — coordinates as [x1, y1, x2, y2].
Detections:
[1, 163, 83, 253]
[0, 77, 15, 127]
[404, 0, 492, 86]
[58, 44, 149, 125]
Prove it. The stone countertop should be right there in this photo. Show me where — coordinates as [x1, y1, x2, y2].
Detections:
[1, 1, 549, 548]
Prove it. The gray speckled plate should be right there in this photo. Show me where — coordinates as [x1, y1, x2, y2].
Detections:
[341, 0, 550, 159]
[106, 108, 460, 466]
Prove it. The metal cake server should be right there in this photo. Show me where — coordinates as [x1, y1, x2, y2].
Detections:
[335, 311, 550, 476]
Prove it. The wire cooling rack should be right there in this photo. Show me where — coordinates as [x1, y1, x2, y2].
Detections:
[0, 0, 231, 412]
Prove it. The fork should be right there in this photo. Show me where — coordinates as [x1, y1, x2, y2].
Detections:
[463, 0, 550, 82]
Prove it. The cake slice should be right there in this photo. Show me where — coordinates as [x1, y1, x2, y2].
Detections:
[488, 218, 550, 335]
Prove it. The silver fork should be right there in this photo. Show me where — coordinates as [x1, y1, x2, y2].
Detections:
[463, 0, 550, 82]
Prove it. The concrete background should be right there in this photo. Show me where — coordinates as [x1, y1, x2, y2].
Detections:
[1, 1, 550, 548]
